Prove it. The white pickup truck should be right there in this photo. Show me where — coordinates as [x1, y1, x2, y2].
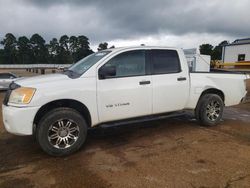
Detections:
[2, 46, 249, 156]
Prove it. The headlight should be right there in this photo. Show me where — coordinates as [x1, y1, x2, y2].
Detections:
[9, 87, 36, 104]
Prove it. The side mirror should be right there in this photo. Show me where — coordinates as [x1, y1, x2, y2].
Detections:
[99, 66, 116, 79]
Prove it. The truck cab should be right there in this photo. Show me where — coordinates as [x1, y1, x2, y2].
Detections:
[95, 47, 189, 122]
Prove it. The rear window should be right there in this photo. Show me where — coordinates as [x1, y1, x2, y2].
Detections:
[151, 50, 181, 74]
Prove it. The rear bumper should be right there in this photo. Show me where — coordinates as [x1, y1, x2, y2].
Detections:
[2, 104, 40, 135]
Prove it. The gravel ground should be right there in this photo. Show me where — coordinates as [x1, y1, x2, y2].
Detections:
[0, 74, 249, 188]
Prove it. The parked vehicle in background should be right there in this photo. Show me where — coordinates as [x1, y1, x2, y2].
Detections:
[2, 46, 249, 156]
[0, 73, 19, 90]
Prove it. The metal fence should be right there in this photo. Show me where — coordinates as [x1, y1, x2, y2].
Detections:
[0, 64, 71, 69]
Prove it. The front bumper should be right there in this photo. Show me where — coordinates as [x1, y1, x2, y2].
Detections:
[2, 104, 40, 135]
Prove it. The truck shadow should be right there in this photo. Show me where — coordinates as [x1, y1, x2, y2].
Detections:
[0, 114, 195, 174]
[2, 105, 249, 175]
[85, 114, 196, 150]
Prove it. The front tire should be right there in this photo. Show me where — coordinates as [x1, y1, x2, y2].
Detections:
[195, 94, 224, 126]
[36, 107, 87, 156]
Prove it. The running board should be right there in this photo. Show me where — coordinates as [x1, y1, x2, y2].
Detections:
[92, 111, 186, 129]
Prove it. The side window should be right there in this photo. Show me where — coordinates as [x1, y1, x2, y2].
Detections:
[103, 50, 146, 78]
[151, 50, 181, 74]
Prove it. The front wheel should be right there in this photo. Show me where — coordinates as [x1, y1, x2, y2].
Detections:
[195, 94, 224, 126]
[36, 107, 87, 156]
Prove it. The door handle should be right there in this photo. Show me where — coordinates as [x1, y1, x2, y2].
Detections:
[177, 77, 186, 81]
[139, 81, 151, 85]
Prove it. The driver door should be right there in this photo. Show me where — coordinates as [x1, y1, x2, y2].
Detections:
[97, 50, 152, 123]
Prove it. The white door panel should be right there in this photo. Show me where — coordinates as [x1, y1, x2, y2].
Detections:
[150, 49, 189, 114]
[97, 76, 152, 123]
[152, 73, 189, 114]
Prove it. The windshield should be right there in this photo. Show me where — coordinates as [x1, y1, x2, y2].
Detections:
[67, 51, 111, 75]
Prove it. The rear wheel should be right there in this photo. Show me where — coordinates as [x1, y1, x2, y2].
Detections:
[36, 107, 87, 156]
[195, 94, 224, 126]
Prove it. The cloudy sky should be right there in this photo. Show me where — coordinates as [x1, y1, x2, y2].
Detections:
[0, 0, 249, 51]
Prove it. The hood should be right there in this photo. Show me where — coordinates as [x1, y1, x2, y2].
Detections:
[15, 73, 70, 87]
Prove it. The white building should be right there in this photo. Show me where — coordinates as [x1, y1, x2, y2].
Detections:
[222, 38, 250, 63]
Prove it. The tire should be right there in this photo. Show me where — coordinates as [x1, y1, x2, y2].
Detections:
[36, 107, 87, 156]
[195, 94, 224, 126]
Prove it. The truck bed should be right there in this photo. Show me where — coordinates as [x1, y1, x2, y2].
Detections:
[187, 71, 248, 108]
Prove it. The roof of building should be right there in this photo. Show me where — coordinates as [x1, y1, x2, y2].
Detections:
[225, 37, 250, 47]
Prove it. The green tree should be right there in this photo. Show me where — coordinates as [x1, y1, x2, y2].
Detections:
[0, 49, 5, 64]
[199, 44, 214, 56]
[17, 36, 32, 64]
[97, 42, 108, 51]
[69, 36, 78, 53]
[69, 36, 78, 63]
[78, 35, 90, 50]
[74, 35, 93, 62]
[48, 38, 59, 55]
[211, 40, 229, 60]
[59, 35, 69, 51]
[30, 34, 49, 64]
[48, 38, 60, 64]
[0, 33, 95, 65]
[1, 33, 18, 64]
[58, 35, 71, 64]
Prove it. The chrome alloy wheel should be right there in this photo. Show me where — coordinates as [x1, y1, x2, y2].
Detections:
[206, 100, 221, 121]
[48, 119, 80, 149]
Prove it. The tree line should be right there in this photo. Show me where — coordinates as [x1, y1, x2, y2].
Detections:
[0, 33, 114, 65]
[0, 32, 230, 65]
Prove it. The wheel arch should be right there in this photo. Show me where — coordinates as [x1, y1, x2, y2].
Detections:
[33, 99, 92, 133]
[196, 88, 225, 108]
[195, 88, 225, 126]
[201, 88, 224, 101]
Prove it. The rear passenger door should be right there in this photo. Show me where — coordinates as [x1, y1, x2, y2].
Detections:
[150, 49, 189, 114]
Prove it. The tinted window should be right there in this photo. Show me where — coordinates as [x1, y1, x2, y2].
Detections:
[103, 50, 146, 78]
[151, 50, 181, 74]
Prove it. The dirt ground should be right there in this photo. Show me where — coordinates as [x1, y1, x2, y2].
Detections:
[0, 73, 250, 188]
